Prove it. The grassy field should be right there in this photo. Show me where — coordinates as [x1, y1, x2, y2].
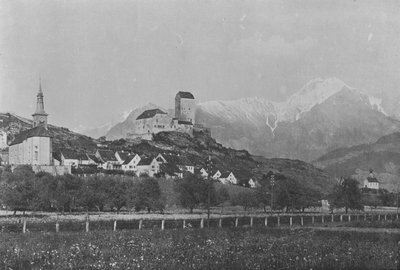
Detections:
[1, 227, 399, 270]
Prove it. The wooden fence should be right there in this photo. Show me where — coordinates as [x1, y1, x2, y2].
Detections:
[1, 213, 399, 234]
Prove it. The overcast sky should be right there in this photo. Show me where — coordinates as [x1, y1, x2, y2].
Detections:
[1, 0, 399, 129]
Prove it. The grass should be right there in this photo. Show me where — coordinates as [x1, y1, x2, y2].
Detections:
[1, 227, 399, 270]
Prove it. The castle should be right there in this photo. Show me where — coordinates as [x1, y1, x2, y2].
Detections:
[131, 91, 200, 139]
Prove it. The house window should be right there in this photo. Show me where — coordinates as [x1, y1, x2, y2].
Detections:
[34, 151, 38, 161]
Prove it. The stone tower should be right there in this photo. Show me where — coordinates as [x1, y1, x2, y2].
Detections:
[32, 80, 48, 128]
[175, 91, 195, 124]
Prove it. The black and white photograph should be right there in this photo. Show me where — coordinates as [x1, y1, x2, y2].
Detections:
[1, 0, 400, 269]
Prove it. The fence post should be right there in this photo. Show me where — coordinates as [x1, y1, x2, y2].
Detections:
[312, 216, 315, 225]
[113, 220, 117, 231]
[22, 219, 26, 234]
[183, 220, 186, 229]
[219, 218, 222, 228]
[200, 218, 204, 229]
[85, 220, 89, 233]
[322, 215, 324, 224]
[277, 216, 280, 226]
[235, 217, 239, 227]
[340, 215, 343, 222]
[139, 219, 143, 230]
[250, 217, 253, 227]
[265, 217, 268, 227]
[301, 216, 304, 226]
[289, 216, 293, 226]
[378, 214, 380, 221]
[56, 215, 59, 233]
[331, 214, 334, 222]
[161, 220, 165, 230]
[385, 214, 387, 221]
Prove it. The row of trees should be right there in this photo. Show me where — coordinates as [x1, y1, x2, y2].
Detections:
[0, 166, 164, 214]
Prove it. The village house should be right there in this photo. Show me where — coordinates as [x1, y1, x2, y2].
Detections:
[364, 170, 380, 190]
[96, 149, 120, 170]
[136, 156, 160, 177]
[248, 178, 257, 188]
[211, 170, 222, 180]
[115, 151, 131, 164]
[87, 154, 103, 168]
[121, 154, 141, 171]
[219, 172, 238, 185]
[60, 149, 89, 167]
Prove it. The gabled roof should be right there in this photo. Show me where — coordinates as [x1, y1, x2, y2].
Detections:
[116, 151, 130, 161]
[160, 163, 181, 175]
[88, 154, 102, 164]
[10, 126, 52, 146]
[53, 152, 61, 161]
[97, 150, 118, 162]
[164, 154, 192, 166]
[123, 155, 138, 165]
[220, 172, 233, 179]
[176, 91, 195, 99]
[61, 149, 88, 160]
[137, 157, 155, 166]
[136, 109, 167, 120]
[366, 177, 379, 183]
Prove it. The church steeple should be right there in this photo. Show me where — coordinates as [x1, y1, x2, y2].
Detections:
[32, 79, 48, 128]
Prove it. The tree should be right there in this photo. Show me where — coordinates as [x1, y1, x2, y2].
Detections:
[329, 177, 363, 213]
[132, 178, 164, 213]
[230, 190, 259, 214]
[174, 174, 217, 213]
[216, 186, 230, 213]
[1, 165, 36, 215]
[79, 176, 110, 212]
[107, 177, 131, 213]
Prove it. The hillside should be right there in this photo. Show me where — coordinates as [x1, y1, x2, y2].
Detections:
[314, 132, 400, 192]
[0, 113, 97, 152]
[110, 131, 335, 195]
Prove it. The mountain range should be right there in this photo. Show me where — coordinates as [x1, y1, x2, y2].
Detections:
[89, 77, 400, 162]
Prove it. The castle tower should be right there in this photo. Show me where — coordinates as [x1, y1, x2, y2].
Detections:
[175, 91, 195, 124]
[32, 80, 48, 128]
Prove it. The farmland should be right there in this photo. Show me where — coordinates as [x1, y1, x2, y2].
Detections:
[1, 227, 399, 270]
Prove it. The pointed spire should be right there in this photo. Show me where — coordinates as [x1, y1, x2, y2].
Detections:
[38, 77, 43, 96]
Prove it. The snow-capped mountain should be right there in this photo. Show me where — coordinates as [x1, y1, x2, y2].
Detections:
[196, 77, 399, 161]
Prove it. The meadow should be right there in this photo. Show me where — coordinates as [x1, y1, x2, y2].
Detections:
[1, 227, 399, 270]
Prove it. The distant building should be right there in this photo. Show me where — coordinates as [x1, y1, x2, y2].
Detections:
[136, 156, 160, 177]
[0, 130, 7, 149]
[364, 170, 380, 190]
[121, 154, 141, 171]
[175, 91, 196, 124]
[96, 149, 119, 170]
[134, 109, 173, 139]
[219, 172, 237, 185]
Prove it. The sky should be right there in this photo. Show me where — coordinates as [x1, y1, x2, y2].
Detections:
[0, 0, 399, 130]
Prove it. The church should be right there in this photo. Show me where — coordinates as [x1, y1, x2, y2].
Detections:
[9, 82, 53, 165]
